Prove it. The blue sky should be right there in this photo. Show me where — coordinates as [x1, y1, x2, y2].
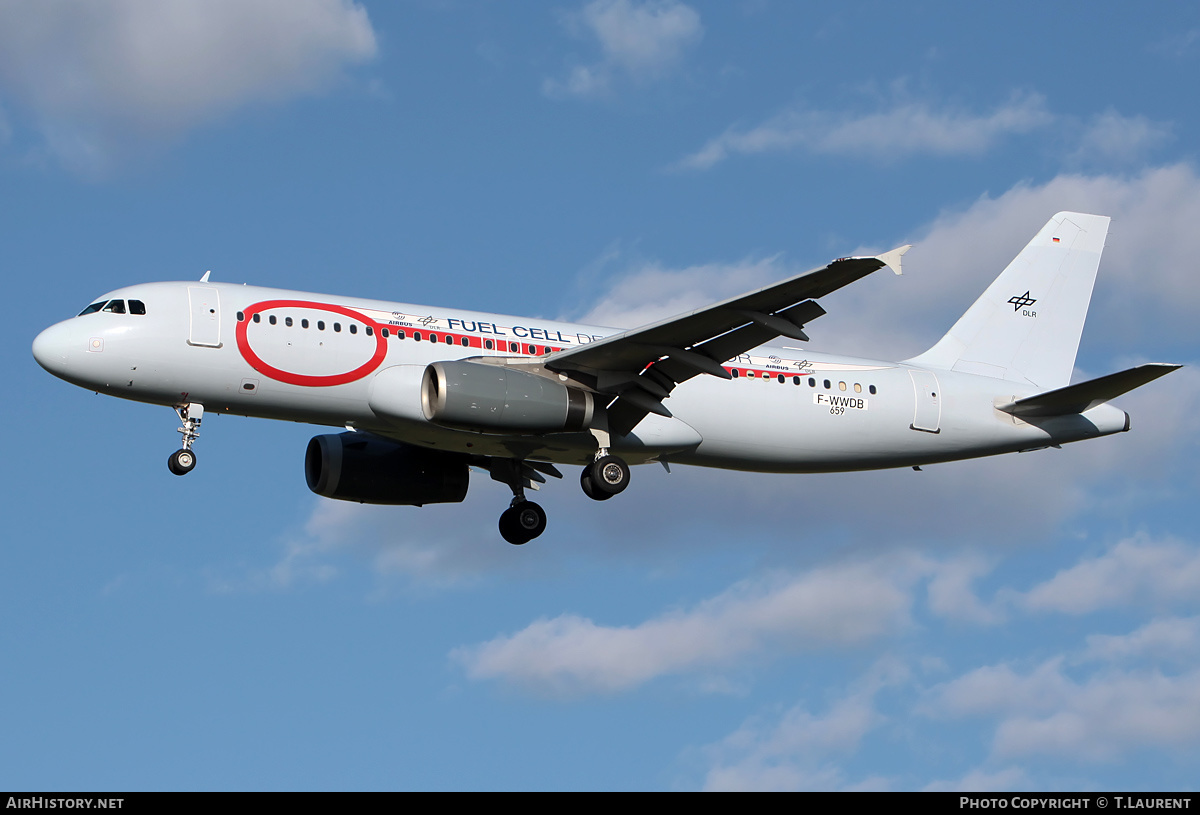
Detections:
[3, 0, 1200, 791]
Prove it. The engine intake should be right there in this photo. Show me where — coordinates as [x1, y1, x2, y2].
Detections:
[422, 360, 593, 433]
[305, 432, 469, 505]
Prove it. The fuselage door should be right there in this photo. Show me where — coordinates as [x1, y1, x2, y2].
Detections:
[909, 369, 941, 433]
[188, 286, 221, 347]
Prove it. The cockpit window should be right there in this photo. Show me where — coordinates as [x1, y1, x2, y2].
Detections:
[78, 298, 147, 317]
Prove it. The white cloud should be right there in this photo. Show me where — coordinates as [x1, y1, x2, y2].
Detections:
[699, 661, 904, 791]
[1019, 535, 1200, 615]
[675, 92, 1053, 170]
[926, 555, 1005, 625]
[922, 766, 1027, 792]
[821, 163, 1200, 358]
[215, 482, 560, 593]
[1071, 109, 1173, 164]
[1152, 28, 1200, 59]
[991, 668, 1200, 761]
[674, 93, 1173, 171]
[574, 165, 1200, 366]
[1080, 616, 1200, 665]
[926, 638, 1200, 763]
[0, 0, 377, 173]
[929, 659, 1074, 720]
[574, 255, 785, 328]
[544, 0, 702, 98]
[453, 557, 923, 695]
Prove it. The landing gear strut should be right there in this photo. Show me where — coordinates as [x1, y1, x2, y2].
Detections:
[168, 403, 203, 476]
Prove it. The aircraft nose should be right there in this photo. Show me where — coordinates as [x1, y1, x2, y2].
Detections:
[32, 321, 74, 378]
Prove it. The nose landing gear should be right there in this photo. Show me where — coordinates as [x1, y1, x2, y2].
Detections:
[168, 402, 203, 476]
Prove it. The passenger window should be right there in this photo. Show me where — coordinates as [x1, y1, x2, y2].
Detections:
[777, 374, 785, 383]
[129, 300, 146, 315]
[317, 321, 325, 330]
[381, 328, 389, 338]
[350, 324, 357, 334]
[732, 369, 740, 378]
[509, 342, 518, 353]
[78, 302, 107, 316]
[430, 334, 438, 344]
[269, 315, 277, 325]
[285, 317, 293, 327]
[253, 314, 261, 323]
[414, 332, 422, 341]
[365, 327, 373, 336]
[869, 385, 877, 395]
[854, 383, 862, 393]
[823, 379, 831, 389]
[236, 311, 245, 322]
[839, 381, 846, 391]
[302, 319, 310, 329]
[485, 339, 494, 350]
[793, 376, 801, 385]
[460, 337, 469, 347]
[333, 323, 341, 332]
[103, 300, 126, 314]
[809, 377, 816, 387]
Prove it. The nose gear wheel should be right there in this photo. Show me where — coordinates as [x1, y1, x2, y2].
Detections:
[168, 448, 197, 475]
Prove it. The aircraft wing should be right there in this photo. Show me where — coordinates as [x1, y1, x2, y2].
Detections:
[545, 245, 910, 435]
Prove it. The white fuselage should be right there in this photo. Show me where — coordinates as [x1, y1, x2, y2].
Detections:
[32, 280, 1130, 473]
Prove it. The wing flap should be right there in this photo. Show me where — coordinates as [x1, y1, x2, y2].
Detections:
[997, 363, 1181, 418]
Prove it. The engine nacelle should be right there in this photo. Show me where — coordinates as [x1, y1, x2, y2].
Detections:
[305, 432, 469, 505]
[421, 360, 593, 433]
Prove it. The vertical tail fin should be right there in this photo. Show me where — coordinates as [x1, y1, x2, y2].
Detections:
[907, 211, 1110, 389]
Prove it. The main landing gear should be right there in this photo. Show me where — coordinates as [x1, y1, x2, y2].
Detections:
[499, 499, 547, 546]
[492, 450, 630, 544]
[580, 452, 630, 501]
[167, 403, 203, 476]
[490, 459, 552, 545]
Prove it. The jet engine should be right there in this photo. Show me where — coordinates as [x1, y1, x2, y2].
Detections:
[305, 432, 469, 505]
[421, 360, 593, 433]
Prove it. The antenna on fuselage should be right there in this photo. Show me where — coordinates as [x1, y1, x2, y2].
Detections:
[199, 270, 211, 282]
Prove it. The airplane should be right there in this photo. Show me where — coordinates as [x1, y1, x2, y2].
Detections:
[32, 211, 1180, 545]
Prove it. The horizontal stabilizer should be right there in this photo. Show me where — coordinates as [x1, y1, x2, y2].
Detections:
[997, 363, 1182, 418]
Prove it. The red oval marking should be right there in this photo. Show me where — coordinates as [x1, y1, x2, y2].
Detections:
[236, 300, 388, 387]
